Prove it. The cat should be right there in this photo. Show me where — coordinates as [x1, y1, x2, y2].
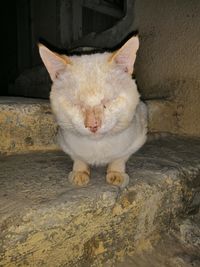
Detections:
[39, 36, 147, 188]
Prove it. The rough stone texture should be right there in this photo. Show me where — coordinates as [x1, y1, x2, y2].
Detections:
[145, 98, 200, 137]
[146, 100, 178, 134]
[0, 97, 58, 154]
[117, 209, 200, 267]
[0, 136, 200, 266]
[133, 0, 200, 137]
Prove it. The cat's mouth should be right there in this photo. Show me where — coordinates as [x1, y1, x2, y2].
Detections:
[87, 126, 99, 133]
[86, 121, 117, 137]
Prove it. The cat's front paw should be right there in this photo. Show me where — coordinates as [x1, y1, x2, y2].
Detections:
[68, 171, 90, 186]
[106, 171, 129, 188]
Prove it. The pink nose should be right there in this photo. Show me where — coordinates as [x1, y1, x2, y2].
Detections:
[84, 107, 102, 133]
[89, 126, 98, 133]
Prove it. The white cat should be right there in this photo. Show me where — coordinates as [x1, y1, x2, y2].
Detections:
[39, 36, 147, 188]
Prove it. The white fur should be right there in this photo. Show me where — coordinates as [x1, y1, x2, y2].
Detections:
[57, 101, 147, 165]
[49, 52, 147, 165]
[39, 38, 147, 170]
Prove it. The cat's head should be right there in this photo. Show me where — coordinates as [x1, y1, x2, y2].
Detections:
[39, 36, 140, 138]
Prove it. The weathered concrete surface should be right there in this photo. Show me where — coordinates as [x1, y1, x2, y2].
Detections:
[117, 209, 200, 267]
[146, 98, 200, 137]
[0, 97, 58, 154]
[0, 136, 200, 266]
[146, 100, 178, 134]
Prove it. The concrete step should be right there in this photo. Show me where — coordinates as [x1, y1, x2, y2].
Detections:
[0, 136, 200, 266]
[0, 97, 177, 154]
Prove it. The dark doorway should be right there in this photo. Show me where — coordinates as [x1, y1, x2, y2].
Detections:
[4, 0, 135, 99]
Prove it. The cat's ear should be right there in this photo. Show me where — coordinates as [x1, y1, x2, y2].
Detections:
[110, 36, 139, 74]
[38, 44, 71, 81]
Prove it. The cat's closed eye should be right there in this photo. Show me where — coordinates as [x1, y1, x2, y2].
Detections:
[101, 99, 112, 109]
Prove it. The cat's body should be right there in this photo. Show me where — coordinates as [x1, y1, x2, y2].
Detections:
[39, 36, 147, 188]
[57, 101, 147, 166]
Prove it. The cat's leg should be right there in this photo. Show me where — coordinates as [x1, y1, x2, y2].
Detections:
[68, 159, 90, 186]
[106, 157, 129, 188]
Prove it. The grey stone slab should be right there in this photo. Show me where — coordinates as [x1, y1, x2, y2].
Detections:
[0, 136, 200, 266]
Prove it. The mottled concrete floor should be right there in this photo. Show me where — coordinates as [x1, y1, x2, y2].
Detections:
[0, 136, 200, 266]
[117, 212, 200, 267]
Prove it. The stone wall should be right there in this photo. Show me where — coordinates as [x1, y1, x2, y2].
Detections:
[134, 0, 200, 137]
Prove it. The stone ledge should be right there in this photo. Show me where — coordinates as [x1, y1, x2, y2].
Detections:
[0, 136, 200, 266]
[0, 97, 58, 154]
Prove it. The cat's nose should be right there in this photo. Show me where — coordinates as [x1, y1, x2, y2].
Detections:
[89, 126, 98, 133]
[84, 108, 102, 133]
[84, 121, 100, 133]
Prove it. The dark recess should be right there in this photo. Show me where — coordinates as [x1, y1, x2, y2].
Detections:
[3, 0, 135, 99]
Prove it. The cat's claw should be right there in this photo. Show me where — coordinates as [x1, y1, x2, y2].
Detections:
[68, 171, 90, 186]
[106, 171, 129, 188]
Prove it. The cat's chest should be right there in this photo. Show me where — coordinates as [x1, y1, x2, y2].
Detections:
[59, 129, 132, 165]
